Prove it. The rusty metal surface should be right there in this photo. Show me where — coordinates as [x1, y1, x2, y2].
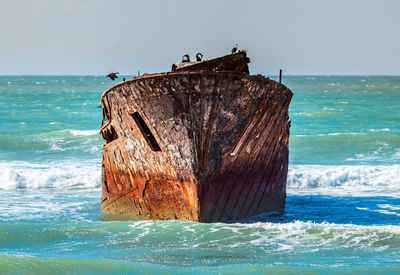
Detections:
[100, 71, 292, 222]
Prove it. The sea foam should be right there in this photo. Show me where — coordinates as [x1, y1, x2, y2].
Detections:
[1, 162, 399, 196]
[288, 165, 400, 197]
[0, 161, 100, 190]
[69, 130, 99, 136]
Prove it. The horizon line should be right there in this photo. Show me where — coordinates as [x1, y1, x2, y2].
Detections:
[1, 74, 400, 77]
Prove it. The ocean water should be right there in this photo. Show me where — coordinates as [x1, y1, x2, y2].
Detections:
[0, 75, 399, 274]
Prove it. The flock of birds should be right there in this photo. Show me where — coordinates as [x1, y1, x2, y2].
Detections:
[106, 44, 240, 81]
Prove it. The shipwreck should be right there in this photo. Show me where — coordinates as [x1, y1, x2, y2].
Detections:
[99, 50, 293, 222]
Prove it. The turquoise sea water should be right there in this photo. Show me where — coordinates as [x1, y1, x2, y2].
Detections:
[0, 76, 399, 274]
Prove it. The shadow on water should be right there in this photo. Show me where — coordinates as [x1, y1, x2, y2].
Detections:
[235, 194, 400, 225]
[94, 195, 400, 225]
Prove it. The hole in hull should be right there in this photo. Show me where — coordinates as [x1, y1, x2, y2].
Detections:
[132, 112, 162, 152]
[102, 125, 118, 143]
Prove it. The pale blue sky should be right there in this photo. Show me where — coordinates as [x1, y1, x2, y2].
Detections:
[0, 0, 399, 75]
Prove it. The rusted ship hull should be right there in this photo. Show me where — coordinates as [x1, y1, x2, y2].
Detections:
[100, 69, 292, 222]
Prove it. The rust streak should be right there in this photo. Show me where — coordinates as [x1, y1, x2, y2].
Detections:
[199, 76, 205, 175]
[102, 186, 139, 209]
[201, 76, 220, 175]
[230, 96, 291, 220]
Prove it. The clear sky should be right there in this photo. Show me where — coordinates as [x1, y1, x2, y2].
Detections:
[1, 0, 399, 75]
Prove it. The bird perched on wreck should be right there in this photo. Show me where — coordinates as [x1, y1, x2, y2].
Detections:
[196, 53, 203, 61]
[231, 44, 238, 54]
[106, 72, 119, 81]
[182, 54, 190, 63]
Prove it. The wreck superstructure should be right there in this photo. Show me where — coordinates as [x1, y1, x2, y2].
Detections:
[100, 52, 292, 222]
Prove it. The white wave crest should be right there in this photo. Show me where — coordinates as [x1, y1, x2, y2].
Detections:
[2, 162, 399, 195]
[369, 128, 390, 132]
[0, 161, 101, 190]
[69, 130, 99, 136]
[288, 165, 400, 196]
[126, 220, 400, 252]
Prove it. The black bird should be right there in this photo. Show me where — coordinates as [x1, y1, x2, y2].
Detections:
[182, 54, 190, 63]
[231, 44, 238, 54]
[106, 72, 119, 81]
[196, 53, 203, 61]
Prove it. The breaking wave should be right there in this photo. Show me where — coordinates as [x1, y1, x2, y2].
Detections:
[288, 165, 400, 196]
[1, 161, 399, 196]
[0, 161, 101, 190]
[68, 130, 99, 136]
